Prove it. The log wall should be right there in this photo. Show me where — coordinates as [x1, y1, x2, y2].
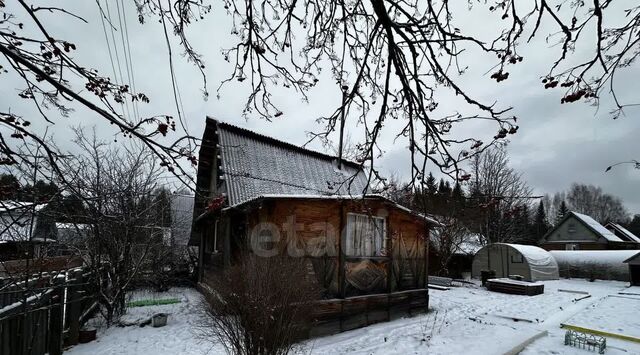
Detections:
[244, 198, 430, 297]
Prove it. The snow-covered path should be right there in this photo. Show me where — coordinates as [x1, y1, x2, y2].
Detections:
[65, 280, 640, 355]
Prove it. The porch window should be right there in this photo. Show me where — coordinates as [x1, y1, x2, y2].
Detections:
[345, 213, 386, 257]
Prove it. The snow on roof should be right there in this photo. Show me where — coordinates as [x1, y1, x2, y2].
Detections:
[430, 229, 483, 255]
[571, 212, 623, 242]
[214, 119, 370, 207]
[501, 243, 557, 267]
[0, 201, 46, 213]
[457, 234, 484, 255]
[551, 250, 637, 272]
[55, 223, 91, 229]
[606, 223, 640, 243]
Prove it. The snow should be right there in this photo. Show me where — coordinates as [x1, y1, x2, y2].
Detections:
[608, 223, 640, 243]
[503, 243, 557, 267]
[65, 288, 216, 355]
[487, 278, 543, 286]
[67, 280, 640, 355]
[551, 250, 636, 274]
[572, 212, 624, 242]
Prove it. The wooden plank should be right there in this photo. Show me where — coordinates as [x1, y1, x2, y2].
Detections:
[341, 313, 367, 331]
[560, 323, 640, 344]
[48, 280, 64, 355]
[558, 289, 589, 295]
[66, 270, 82, 346]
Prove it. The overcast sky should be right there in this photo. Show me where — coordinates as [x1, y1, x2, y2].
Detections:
[2, 1, 640, 215]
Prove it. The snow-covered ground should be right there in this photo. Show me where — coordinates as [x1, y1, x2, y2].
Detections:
[66, 280, 640, 355]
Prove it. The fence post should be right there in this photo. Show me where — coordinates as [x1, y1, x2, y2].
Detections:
[66, 269, 83, 346]
[48, 276, 64, 355]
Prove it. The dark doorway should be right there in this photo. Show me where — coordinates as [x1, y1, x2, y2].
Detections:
[631, 265, 640, 286]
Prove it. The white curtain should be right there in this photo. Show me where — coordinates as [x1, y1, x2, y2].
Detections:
[346, 214, 385, 256]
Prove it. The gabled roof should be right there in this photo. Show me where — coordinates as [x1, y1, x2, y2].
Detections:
[0, 201, 47, 242]
[605, 222, 640, 243]
[624, 251, 640, 263]
[542, 211, 623, 243]
[198, 117, 369, 209]
[571, 212, 623, 242]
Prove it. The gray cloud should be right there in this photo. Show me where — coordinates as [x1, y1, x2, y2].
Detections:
[1, 1, 639, 215]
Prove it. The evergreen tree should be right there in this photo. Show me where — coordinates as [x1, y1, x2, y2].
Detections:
[556, 200, 569, 224]
[626, 215, 640, 237]
[452, 182, 465, 203]
[533, 200, 549, 242]
[0, 174, 20, 200]
[426, 173, 437, 195]
[437, 178, 452, 196]
[514, 204, 532, 244]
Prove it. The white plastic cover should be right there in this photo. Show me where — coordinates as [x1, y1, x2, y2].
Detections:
[472, 243, 559, 281]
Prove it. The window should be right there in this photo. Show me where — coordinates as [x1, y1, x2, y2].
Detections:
[204, 219, 218, 253]
[345, 213, 386, 257]
[510, 253, 524, 263]
[568, 223, 576, 234]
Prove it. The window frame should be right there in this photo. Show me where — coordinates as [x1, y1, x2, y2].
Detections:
[510, 253, 524, 264]
[344, 212, 387, 257]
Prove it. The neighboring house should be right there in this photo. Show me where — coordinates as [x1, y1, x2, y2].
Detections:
[0, 201, 53, 261]
[0, 201, 83, 276]
[190, 118, 437, 331]
[605, 222, 640, 244]
[540, 211, 639, 251]
[55, 223, 91, 245]
[429, 227, 483, 278]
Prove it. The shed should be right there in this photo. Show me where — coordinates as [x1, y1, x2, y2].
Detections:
[623, 252, 640, 286]
[471, 243, 559, 282]
[190, 118, 437, 334]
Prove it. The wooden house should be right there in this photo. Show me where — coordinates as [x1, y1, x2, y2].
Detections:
[189, 118, 437, 333]
[539, 211, 639, 251]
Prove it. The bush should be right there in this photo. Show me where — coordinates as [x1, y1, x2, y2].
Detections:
[200, 254, 320, 355]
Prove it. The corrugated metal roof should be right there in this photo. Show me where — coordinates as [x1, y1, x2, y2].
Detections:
[216, 121, 369, 207]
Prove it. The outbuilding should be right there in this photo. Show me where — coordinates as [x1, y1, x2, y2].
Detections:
[624, 251, 640, 286]
[472, 243, 559, 282]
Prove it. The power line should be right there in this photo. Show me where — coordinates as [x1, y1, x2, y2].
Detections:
[103, 0, 132, 122]
[116, 0, 140, 121]
[157, 2, 192, 152]
[96, 0, 127, 120]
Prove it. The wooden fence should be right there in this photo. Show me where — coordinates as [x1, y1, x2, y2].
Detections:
[0, 268, 98, 355]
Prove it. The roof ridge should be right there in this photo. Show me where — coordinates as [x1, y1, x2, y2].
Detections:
[207, 116, 362, 170]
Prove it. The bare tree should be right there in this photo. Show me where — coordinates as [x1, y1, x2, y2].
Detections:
[468, 145, 535, 244]
[565, 183, 629, 223]
[430, 215, 472, 276]
[199, 254, 320, 355]
[3, 1, 639, 198]
[218, 0, 640, 189]
[0, 1, 202, 184]
[57, 128, 170, 324]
